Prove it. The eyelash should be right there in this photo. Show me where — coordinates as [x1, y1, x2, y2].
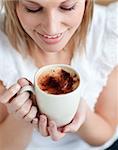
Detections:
[60, 6, 75, 11]
[25, 5, 75, 13]
[26, 7, 43, 13]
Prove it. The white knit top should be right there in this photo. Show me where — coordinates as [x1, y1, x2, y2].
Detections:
[0, 3, 118, 150]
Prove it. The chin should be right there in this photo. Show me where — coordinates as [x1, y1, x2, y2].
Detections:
[43, 48, 62, 53]
[38, 44, 66, 53]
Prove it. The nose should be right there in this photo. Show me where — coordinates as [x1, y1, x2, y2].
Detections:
[41, 10, 60, 35]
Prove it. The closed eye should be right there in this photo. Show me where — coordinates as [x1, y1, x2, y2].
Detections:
[25, 7, 43, 13]
[25, 3, 77, 13]
[60, 6, 75, 11]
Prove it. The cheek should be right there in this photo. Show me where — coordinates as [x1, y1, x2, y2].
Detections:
[18, 16, 35, 32]
[66, 2, 85, 28]
[16, 6, 38, 33]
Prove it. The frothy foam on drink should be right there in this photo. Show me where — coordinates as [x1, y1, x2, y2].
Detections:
[37, 67, 80, 95]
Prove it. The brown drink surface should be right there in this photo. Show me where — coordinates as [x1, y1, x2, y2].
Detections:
[37, 67, 80, 95]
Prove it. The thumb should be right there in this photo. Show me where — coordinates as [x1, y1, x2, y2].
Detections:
[17, 78, 32, 87]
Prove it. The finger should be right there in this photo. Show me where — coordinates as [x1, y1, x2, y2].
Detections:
[63, 112, 83, 133]
[7, 92, 30, 113]
[18, 78, 36, 105]
[24, 106, 38, 122]
[63, 122, 79, 133]
[48, 121, 65, 141]
[15, 99, 32, 119]
[72, 99, 87, 127]
[18, 78, 30, 87]
[32, 118, 38, 129]
[64, 100, 87, 133]
[18, 78, 32, 87]
[0, 83, 21, 104]
[38, 115, 49, 137]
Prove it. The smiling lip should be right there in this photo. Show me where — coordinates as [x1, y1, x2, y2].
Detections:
[37, 32, 64, 44]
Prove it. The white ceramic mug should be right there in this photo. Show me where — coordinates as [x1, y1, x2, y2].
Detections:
[20, 64, 81, 127]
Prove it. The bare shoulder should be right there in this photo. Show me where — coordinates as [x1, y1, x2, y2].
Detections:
[95, 66, 118, 128]
[0, 80, 8, 123]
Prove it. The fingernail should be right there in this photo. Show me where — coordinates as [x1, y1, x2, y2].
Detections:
[40, 116, 45, 123]
[33, 118, 38, 124]
[18, 78, 29, 86]
[50, 122, 54, 128]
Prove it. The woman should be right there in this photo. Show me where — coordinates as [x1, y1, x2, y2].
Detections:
[0, 0, 117, 150]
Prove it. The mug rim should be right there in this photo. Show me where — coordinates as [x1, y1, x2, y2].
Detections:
[34, 64, 81, 97]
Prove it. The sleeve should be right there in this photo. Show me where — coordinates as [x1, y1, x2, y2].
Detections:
[100, 2, 118, 67]
[94, 2, 118, 81]
[83, 2, 118, 110]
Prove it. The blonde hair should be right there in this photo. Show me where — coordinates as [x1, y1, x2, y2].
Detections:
[1, 0, 94, 56]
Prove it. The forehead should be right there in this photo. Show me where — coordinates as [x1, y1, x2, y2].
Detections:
[21, 0, 76, 5]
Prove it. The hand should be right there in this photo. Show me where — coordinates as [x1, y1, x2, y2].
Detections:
[63, 99, 87, 133]
[0, 78, 38, 124]
[36, 99, 87, 141]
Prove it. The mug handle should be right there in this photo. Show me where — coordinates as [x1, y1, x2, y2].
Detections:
[19, 85, 39, 108]
[19, 85, 40, 119]
[19, 85, 35, 95]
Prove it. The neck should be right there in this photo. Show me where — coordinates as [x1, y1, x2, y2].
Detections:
[30, 46, 73, 68]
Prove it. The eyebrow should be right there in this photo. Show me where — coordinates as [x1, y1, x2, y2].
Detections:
[23, 0, 74, 5]
[23, 0, 40, 5]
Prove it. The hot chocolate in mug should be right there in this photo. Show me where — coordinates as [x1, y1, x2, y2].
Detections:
[20, 64, 81, 127]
